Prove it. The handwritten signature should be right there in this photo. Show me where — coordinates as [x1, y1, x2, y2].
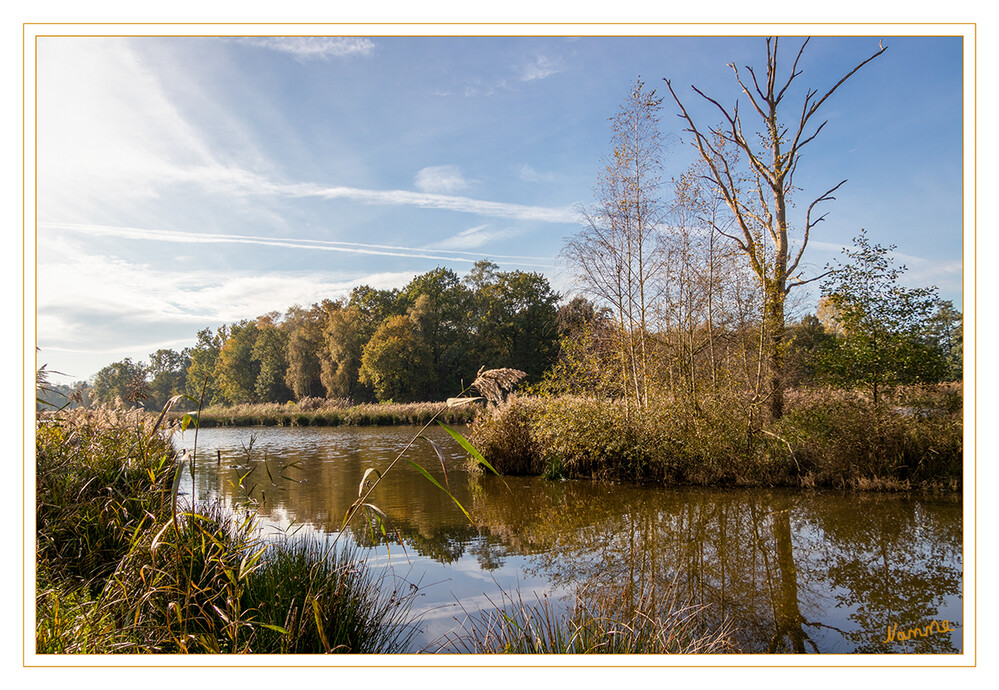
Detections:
[883, 620, 954, 644]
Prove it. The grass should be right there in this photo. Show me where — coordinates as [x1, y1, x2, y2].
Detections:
[189, 399, 477, 428]
[469, 384, 963, 490]
[35, 403, 414, 654]
[439, 585, 735, 654]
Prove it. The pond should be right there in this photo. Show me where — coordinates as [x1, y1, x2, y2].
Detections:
[174, 425, 963, 654]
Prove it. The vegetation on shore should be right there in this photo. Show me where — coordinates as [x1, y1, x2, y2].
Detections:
[469, 384, 962, 490]
[188, 397, 477, 428]
[36, 405, 414, 654]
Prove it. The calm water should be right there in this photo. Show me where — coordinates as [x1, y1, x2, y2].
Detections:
[174, 425, 963, 654]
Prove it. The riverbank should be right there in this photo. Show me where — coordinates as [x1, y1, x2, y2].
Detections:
[181, 399, 477, 428]
[468, 384, 963, 491]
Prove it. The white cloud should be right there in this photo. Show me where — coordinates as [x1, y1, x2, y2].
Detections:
[414, 165, 470, 194]
[520, 55, 564, 82]
[286, 183, 579, 224]
[36, 249, 417, 350]
[236, 37, 376, 60]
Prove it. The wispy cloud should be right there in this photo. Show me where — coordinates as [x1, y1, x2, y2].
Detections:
[281, 182, 579, 224]
[423, 224, 528, 252]
[414, 165, 470, 194]
[40, 222, 554, 267]
[520, 54, 564, 82]
[518, 164, 556, 184]
[37, 249, 418, 355]
[236, 37, 376, 60]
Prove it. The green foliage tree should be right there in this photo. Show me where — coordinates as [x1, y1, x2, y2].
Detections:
[467, 262, 560, 384]
[186, 327, 225, 405]
[783, 315, 832, 388]
[215, 320, 261, 405]
[402, 268, 473, 397]
[359, 314, 434, 402]
[92, 358, 148, 407]
[252, 321, 292, 403]
[923, 300, 963, 382]
[819, 231, 948, 405]
[146, 348, 191, 410]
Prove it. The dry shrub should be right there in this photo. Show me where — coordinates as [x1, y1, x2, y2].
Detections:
[468, 395, 545, 475]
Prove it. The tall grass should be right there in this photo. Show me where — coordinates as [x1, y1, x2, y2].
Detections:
[35, 403, 414, 654]
[470, 385, 963, 489]
[440, 585, 735, 654]
[192, 399, 477, 428]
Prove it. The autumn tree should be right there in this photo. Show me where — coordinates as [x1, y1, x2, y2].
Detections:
[321, 305, 372, 401]
[359, 314, 434, 402]
[564, 79, 669, 408]
[186, 326, 225, 405]
[664, 37, 886, 419]
[283, 303, 329, 400]
[214, 320, 260, 405]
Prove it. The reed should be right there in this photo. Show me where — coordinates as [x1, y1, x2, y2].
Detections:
[439, 585, 735, 654]
[192, 399, 477, 428]
[35, 401, 415, 654]
[469, 384, 963, 489]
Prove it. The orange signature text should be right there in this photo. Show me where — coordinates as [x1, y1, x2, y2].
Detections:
[883, 620, 953, 644]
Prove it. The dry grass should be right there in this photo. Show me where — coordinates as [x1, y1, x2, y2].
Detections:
[469, 384, 963, 490]
[191, 399, 477, 428]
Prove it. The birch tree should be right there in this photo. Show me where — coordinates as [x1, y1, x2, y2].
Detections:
[564, 79, 668, 409]
[664, 37, 885, 419]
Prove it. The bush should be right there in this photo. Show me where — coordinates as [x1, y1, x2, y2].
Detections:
[469, 386, 962, 489]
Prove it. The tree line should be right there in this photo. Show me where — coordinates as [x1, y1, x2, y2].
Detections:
[75, 262, 560, 411]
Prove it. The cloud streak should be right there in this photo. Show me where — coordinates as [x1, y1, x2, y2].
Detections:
[236, 37, 376, 60]
[281, 182, 579, 224]
[41, 222, 555, 267]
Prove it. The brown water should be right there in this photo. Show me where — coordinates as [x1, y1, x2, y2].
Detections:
[175, 425, 964, 654]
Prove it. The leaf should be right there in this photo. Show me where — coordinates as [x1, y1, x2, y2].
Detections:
[420, 435, 449, 489]
[257, 623, 289, 634]
[403, 458, 473, 524]
[437, 422, 500, 476]
[358, 467, 382, 497]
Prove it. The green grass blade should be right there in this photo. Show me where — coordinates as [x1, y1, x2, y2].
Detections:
[403, 458, 473, 524]
[438, 421, 501, 476]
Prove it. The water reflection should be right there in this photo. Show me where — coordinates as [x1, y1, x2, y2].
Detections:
[178, 426, 963, 654]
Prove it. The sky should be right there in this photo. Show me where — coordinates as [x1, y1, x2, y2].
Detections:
[30, 31, 967, 383]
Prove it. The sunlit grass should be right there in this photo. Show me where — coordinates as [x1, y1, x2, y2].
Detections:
[192, 399, 477, 428]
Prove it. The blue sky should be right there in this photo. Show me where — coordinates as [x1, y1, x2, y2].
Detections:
[33, 33, 966, 383]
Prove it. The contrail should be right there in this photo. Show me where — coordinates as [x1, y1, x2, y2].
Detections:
[40, 222, 556, 268]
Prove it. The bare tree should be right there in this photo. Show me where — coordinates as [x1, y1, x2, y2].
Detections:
[664, 37, 885, 419]
[564, 79, 669, 409]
